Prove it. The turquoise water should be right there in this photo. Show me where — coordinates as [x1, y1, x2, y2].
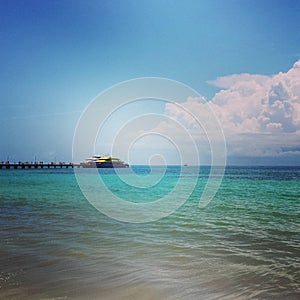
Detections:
[0, 166, 299, 299]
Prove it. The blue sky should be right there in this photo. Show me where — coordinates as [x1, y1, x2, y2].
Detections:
[1, 0, 300, 165]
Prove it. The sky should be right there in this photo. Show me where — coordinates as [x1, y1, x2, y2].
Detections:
[1, 0, 300, 165]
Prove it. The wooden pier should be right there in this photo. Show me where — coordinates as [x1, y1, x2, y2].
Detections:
[0, 162, 81, 169]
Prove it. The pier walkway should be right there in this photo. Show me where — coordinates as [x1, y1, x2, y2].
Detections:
[0, 162, 81, 169]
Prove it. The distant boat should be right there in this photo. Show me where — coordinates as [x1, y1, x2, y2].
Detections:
[80, 155, 129, 168]
[183, 164, 188, 166]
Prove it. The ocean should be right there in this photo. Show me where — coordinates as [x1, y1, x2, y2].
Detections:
[0, 166, 299, 299]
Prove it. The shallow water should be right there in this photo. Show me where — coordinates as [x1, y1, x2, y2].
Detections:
[0, 166, 299, 299]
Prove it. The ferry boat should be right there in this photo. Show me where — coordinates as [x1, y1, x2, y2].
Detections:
[80, 155, 129, 168]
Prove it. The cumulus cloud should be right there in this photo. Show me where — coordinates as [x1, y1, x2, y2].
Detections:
[164, 60, 300, 163]
[210, 61, 300, 133]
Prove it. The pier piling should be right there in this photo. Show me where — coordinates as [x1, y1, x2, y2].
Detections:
[0, 162, 80, 169]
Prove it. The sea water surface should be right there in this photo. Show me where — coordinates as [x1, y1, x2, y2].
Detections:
[0, 166, 299, 299]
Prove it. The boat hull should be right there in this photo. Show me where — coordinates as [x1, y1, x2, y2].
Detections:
[80, 162, 129, 168]
[96, 162, 129, 168]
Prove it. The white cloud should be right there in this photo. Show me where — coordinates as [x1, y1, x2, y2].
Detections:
[164, 60, 300, 162]
[101, 61, 300, 165]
